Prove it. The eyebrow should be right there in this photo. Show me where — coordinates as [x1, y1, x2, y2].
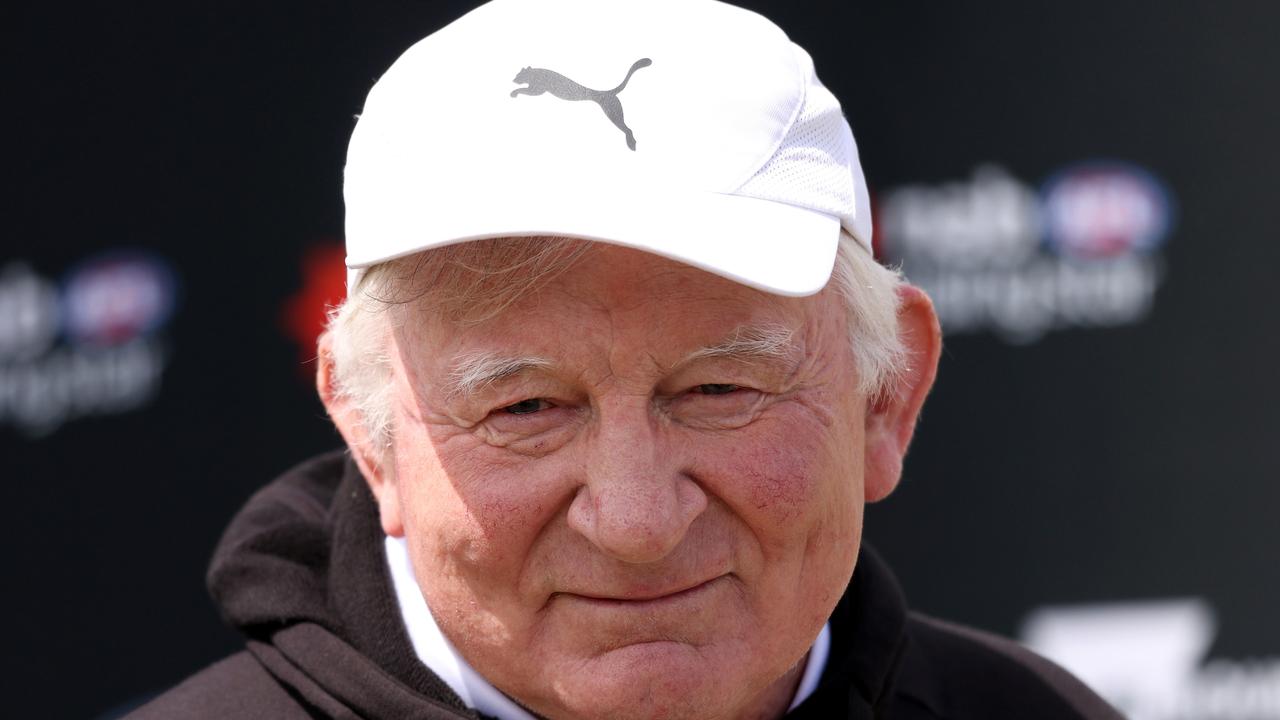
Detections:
[442, 324, 797, 398]
[678, 323, 798, 366]
[445, 352, 553, 399]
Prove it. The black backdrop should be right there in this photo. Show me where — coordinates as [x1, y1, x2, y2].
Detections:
[5, 2, 1278, 717]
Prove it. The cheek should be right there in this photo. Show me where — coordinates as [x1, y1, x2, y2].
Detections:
[397, 435, 563, 577]
[736, 443, 818, 522]
[695, 414, 863, 541]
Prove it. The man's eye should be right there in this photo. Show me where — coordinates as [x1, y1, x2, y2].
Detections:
[502, 398, 552, 415]
[694, 383, 741, 396]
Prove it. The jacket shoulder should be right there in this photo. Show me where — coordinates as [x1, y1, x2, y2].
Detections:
[895, 613, 1123, 719]
[126, 651, 314, 720]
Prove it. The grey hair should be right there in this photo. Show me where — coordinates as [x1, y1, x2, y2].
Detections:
[324, 232, 906, 454]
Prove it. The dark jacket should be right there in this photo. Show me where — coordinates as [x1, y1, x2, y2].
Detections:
[130, 452, 1122, 719]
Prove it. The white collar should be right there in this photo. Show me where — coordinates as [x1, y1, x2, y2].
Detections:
[385, 535, 830, 719]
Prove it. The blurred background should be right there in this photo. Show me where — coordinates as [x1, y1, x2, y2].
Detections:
[4, 1, 1277, 717]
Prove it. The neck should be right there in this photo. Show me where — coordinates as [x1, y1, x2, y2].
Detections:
[738, 653, 806, 720]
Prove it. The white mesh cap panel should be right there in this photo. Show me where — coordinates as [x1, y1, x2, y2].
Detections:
[733, 46, 871, 250]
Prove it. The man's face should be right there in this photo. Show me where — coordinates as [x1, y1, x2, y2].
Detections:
[378, 244, 873, 719]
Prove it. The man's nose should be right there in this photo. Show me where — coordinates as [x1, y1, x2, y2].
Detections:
[567, 410, 708, 564]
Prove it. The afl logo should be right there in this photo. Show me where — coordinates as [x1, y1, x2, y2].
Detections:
[62, 252, 177, 346]
[1042, 162, 1173, 259]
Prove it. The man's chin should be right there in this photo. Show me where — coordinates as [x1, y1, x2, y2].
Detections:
[515, 641, 788, 720]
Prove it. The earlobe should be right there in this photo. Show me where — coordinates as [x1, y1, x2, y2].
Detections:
[863, 284, 942, 503]
[316, 331, 405, 537]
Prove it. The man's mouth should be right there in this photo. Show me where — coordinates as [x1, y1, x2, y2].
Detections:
[559, 575, 726, 606]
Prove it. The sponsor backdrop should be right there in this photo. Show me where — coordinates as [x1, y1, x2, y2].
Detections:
[6, 2, 1277, 718]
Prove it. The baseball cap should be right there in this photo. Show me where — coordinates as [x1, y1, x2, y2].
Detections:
[343, 0, 873, 297]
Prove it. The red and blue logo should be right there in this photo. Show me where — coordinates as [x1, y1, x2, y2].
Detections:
[1041, 162, 1173, 260]
[61, 251, 178, 347]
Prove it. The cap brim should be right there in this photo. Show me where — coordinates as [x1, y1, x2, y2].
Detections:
[345, 187, 840, 298]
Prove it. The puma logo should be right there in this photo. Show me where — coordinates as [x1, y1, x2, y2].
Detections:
[510, 58, 653, 150]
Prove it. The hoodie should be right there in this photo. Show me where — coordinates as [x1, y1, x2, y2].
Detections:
[128, 451, 1122, 719]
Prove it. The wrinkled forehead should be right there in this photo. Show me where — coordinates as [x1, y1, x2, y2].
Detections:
[372, 236, 596, 325]
[376, 238, 839, 371]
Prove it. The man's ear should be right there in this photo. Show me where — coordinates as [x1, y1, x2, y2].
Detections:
[863, 284, 942, 503]
[316, 331, 405, 537]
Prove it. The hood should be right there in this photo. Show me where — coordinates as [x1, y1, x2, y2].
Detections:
[206, 450, 477, 718]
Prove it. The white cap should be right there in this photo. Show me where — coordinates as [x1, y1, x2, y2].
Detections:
[344, 0, 873, 297]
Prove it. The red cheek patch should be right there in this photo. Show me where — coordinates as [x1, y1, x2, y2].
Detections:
[728, 443, 818, 523]
[472, 493, 548, 537]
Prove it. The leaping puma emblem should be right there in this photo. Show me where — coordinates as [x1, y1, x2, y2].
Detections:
[510, 58, 652, 151]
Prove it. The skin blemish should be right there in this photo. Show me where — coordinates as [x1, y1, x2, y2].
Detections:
[739, 444, 815, 521]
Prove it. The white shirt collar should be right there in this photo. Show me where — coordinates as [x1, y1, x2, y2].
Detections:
[386, 535, 537, 719]
[385, 535, 830, 719]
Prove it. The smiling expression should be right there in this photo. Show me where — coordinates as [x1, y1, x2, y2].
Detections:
[361, 244, 879, 719]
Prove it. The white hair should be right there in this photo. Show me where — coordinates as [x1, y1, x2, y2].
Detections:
[324, 232, 905, 453]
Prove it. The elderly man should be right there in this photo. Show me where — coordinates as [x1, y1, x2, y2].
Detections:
[133, 1, 1121, 718]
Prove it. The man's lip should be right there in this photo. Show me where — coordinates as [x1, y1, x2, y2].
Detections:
[560, 575, 725, 604]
